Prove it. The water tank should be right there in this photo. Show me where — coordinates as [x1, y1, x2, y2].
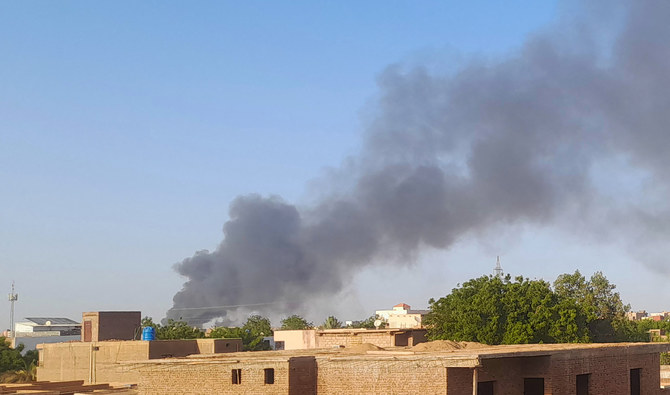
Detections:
[141, 326, 156, 341]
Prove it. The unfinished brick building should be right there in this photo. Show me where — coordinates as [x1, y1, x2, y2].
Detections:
[273, 328, 427, 350]
[129, 342, 670, 394]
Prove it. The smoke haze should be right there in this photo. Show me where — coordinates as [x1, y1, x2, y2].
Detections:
[168, 1, 670, 325]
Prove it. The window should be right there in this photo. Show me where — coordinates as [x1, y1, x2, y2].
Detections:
[264, 368, 275, 384]
[524, 378, 544, 395]
[477, 381, 495, 395]
[577, 374, 590, 395]
[630, 368, 641, 395]
[232, 369, 242, 385]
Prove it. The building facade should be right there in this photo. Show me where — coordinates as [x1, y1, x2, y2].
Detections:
[131, 343, 670, 395]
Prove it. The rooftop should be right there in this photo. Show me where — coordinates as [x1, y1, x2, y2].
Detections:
[23, 317, 79, 326]
[124, 342, 670, 367]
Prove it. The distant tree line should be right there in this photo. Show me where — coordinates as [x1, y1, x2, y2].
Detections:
[140, 312, 380, 351]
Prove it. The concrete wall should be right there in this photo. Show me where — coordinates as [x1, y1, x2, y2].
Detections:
[274, 330, 317, 350]
[387, 313, 423, 329]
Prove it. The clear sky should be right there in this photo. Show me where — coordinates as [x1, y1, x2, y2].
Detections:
[2, 1, 666, 330]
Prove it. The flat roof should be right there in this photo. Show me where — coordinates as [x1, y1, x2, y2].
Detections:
[123, 342, 670, 368]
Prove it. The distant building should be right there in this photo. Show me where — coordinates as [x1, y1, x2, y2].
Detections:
[375, 303, 429, 329]
[627, 310, 648, 321]
[15, 317, 80, 335]
[11, 317, 81, 351]
[273, 328, 427, 350]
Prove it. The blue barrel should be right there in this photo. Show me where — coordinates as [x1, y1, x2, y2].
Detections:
[142, 326, 156, 341]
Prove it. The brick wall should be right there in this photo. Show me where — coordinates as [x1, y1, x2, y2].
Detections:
[472, 350, 664, 395]
[316, 358, 447, 395]
[137, 360, 291, 395]
[476, 356, 551, 395]
[446, 367, 473, 395]
[316, 332, 395, 348]
[549, 350, 661, 394]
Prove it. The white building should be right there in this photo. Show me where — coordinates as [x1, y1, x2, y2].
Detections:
[375, 303, 429, 329]
[12, 317, 81, 351]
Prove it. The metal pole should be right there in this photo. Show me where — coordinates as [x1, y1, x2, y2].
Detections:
[8, 281, 18, 342]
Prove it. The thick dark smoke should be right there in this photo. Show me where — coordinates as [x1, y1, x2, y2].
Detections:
[168, 1, 670, 325]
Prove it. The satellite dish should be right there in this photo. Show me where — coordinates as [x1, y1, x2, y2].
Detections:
[45, 320, 52, 326]
[374, 320, 382, 329]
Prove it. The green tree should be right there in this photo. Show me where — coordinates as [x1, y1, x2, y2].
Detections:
[322, 316, 342, 329]
[349, 315, 381, 329]
[141, 316, 158, 330]
[155, 319, 205, 340]
[209, 315, 273, 351]
[0, 338, 38, 383]
[554, 271, 629, 342]
[280, 315, 312, 330]
[426, 275, 590, 345]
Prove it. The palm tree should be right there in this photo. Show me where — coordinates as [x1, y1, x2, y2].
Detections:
[322, 316, 342, 329]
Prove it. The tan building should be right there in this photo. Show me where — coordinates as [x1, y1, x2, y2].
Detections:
[273, 328, 427, 350]
[375, 303, 429, 329]
[37, 338, 243, 384]
[129, 342, 670, 394]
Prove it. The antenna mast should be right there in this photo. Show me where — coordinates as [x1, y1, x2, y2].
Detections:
[494, 256, 503, 278]
[8, 282, 18, 341]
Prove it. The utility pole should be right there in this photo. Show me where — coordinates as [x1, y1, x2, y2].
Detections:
[8, 281, 18, 341]
[494, 256, 503, 278]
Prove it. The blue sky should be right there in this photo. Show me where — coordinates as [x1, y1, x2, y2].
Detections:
[3, 1, 663, 329]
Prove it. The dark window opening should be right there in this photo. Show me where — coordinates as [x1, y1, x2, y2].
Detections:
[232, 369, 242, 385]
[478, 381, 495, 395]
[264, 368, 275, 384]
[630, 368, 641, 395]
[577, 373, 590, 395]
[524, 378, 544, 395]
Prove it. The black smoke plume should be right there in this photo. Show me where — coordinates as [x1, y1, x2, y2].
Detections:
[168, 2, 670, 325]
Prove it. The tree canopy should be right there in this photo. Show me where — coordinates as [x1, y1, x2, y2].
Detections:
[209, 315, 273, 351]
[322, 316, 342, 329]
[425, 274, 592, 344]
[0, 338, 38, 382]
[141, 317, 205, 340]
[280, 315, 312, 330]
